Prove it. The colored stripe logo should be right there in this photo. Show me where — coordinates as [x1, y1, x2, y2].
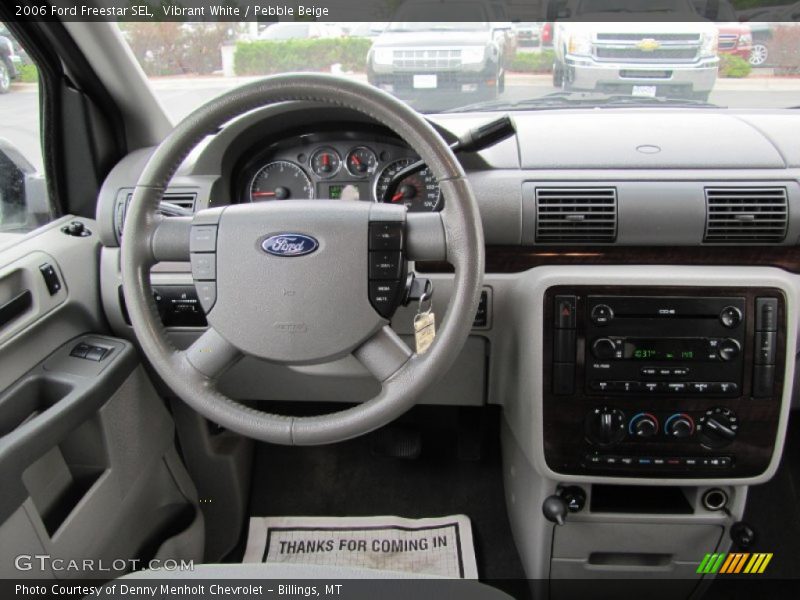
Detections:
[697, 552, 773, 574]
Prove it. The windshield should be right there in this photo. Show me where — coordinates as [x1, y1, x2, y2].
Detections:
[118, 18, 800, 119]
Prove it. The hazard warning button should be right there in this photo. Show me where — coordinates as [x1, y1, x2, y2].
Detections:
[555, 295, 576, 329]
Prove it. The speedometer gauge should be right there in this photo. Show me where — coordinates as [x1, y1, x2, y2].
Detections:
[374, 158, 442, 212]
[249, 161, 314, 202]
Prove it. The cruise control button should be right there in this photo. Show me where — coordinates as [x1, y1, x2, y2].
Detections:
[190, 253, 216, 280]
[195, 282, 217, 313]
[369, 251, 403, 280]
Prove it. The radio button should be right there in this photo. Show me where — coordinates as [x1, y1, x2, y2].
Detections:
[719, 306, 743, 329]
[711, 382, 739, 395]
[666, 382, 688, 393]
[690, 382, 712, 394]
[672, 367, 691, 377]
[640, 367, 658, 377]
[590, 381, 612, 392]
[615, 381, 642, 393]
[658, 368, 673, 377]
[643, 382, 664, 393]
[590, 304, 614, 326]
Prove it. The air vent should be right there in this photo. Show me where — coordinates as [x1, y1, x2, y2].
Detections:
[114, 191, 197, 243]
[535, 187, 617, 243]
[704, 187, 788, 243]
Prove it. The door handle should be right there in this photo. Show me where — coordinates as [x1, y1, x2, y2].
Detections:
[0, 290, 32, 328]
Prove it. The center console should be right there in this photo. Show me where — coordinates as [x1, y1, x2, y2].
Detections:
[543, 286, 787, 479]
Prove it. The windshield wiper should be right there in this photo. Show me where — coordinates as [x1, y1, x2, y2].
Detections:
[443, 91, 721, 113]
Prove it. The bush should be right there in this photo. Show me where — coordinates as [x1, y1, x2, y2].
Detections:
[508, 50, 555, 73]
[719, 54, 752, 78]
[234, 38, 373, 76]
[17, 64, 38, 83]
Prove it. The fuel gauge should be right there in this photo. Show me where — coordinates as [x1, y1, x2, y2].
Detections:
[310, 147, 341, 179]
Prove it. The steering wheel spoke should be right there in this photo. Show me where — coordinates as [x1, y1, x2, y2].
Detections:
[183, 327, 242, 380]
[150, 215, 192, 262]
[354, 326, 413, 383]
[405, 212, 447, 262]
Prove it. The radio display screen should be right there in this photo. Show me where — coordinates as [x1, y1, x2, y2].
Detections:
[623, 339, 706, 361]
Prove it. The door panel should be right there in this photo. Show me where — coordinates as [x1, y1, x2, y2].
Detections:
[0, 217, 203, 578]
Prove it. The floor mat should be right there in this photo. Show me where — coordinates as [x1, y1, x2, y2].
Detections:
[242, 515, 478, 578]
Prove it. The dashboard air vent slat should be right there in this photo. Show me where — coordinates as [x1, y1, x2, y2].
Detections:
[704, 187, 788, 243]
[535, 187, 617, 243]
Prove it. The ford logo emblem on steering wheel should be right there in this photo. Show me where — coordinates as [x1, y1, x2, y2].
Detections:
[261, 233, 319, 257]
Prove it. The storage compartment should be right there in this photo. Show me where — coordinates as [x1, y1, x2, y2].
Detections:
[590, 485, 694, 515]
[0, 377, 74, 438]
[553, 522, 723, 563]
[22, 416, 107, 536]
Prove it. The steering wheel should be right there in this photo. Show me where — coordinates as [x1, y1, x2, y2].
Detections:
[121, 74, 484, 445]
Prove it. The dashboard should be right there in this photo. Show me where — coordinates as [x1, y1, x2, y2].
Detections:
[234, 130, 443, 212]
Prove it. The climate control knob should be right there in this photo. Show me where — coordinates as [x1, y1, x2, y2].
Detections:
[665, 413, 695, 439]
[629, 413, 659, 439]
[698, 407, 739, 448]
[585, 407, 627, 446]
[591, 338, 618, 360]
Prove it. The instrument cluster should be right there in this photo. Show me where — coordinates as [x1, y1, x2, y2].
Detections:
[241, 134, 443, 213]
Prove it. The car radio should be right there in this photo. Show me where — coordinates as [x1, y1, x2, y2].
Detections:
[543, 286, 786, 479]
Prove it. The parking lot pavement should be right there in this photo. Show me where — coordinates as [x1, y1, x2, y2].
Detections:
[3, 72, 800, 174]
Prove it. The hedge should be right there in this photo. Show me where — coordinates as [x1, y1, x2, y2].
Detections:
[18, 64, 38, 83]
[234, 38, 373, 75]
[719, 54, 752, 78]
[508, 50, 555, 73]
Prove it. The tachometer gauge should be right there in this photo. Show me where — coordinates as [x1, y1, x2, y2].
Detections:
[249, 161, 314, 202]
[345, 146, 378, 178]
[309, 147, 341, 179]
[374, 158, 442, 212]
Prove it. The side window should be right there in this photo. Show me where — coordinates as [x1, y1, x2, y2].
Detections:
[0, 22, 53, 234]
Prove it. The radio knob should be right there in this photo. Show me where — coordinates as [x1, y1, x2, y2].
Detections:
[591, 304, 614, 325]
[719, 306, 742, 329]
[718, 338, 741, 362]
[592, 338, 618, 360]
[630, 413, 659, 439]
[585, 407, 627, 446]
[665, 413, 695, 439]
[698, 407, 738, 449]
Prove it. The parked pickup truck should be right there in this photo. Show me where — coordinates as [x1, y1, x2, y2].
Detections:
[551, 0, 720, 101]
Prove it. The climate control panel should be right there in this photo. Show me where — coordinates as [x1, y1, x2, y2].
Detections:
[543, 286, 786, 479]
